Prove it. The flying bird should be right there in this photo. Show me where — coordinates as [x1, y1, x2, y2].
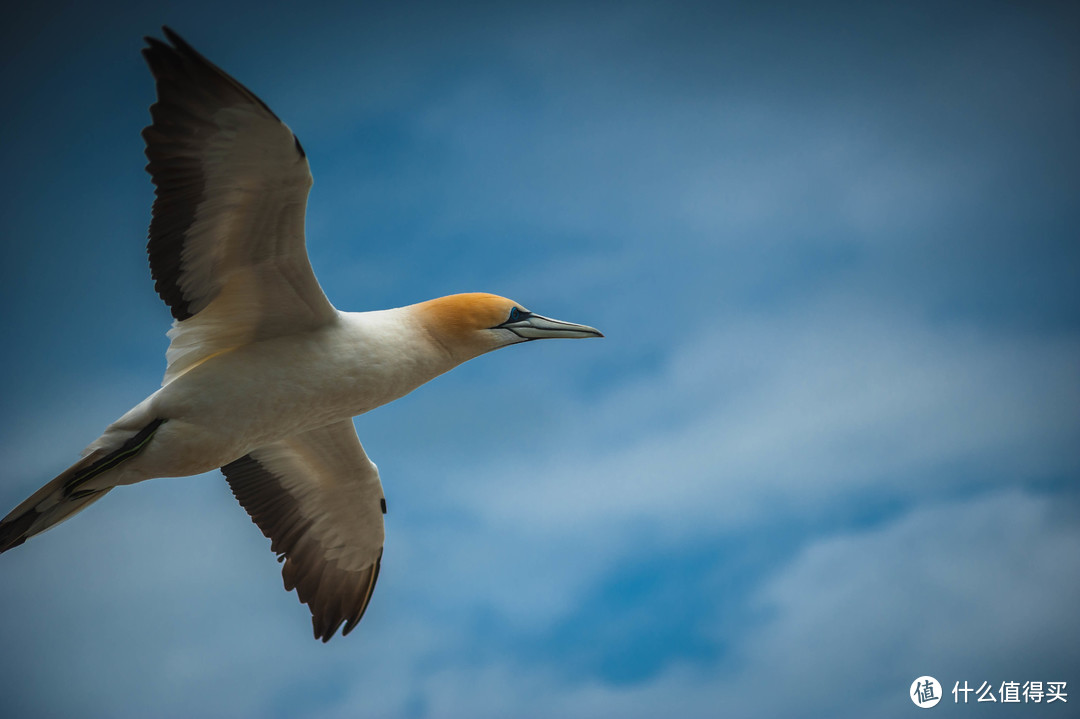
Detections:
[0, 28, 601, 641]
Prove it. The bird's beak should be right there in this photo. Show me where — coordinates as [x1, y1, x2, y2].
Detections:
[499, 314, 604, 340]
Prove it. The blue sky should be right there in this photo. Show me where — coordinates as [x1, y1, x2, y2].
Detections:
[1, 1, 1078, 717]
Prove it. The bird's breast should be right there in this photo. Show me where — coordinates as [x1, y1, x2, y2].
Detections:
[152, 312, 451, 451]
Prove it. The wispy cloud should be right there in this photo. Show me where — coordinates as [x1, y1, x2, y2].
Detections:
[442, 300, 1080, 536]
[297, 491, 1080, 719]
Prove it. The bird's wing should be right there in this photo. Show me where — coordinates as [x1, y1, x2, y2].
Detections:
[221, 420, 386, 642]
[141, 28, 338, 385]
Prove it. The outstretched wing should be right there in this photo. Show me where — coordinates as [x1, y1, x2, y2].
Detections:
[221, 420, 387, 642]
[142, 28, 338, 384]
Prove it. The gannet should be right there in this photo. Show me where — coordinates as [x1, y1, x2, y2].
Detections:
[0, 28, 601, 641]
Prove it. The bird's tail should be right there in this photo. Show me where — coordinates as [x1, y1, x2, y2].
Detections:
[0, 452, 114, 552]
[0, 418, 165, 553]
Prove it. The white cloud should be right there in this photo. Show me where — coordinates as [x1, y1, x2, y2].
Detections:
[721, 490, 1080, 718]
[443, 299, 1080, 540]
[302, 490, 1080, 719]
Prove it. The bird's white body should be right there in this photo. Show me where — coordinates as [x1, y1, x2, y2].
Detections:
[89, 308, 456, 486]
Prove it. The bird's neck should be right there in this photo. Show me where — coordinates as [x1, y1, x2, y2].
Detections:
[336, 308, 465, 403]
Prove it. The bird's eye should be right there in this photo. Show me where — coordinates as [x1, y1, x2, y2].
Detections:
[508, 307, 526, 322]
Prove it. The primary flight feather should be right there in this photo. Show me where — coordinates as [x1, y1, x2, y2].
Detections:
[0, 27, 601, 642]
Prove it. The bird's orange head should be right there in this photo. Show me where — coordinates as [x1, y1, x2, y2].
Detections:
[412, 292, 602, 363]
